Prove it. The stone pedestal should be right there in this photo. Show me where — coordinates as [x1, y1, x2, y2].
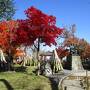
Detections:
[72, 55, 84, 71]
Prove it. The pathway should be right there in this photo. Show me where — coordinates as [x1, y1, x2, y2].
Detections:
[62, 79, 84, 90]
[48, 70, 89, 90]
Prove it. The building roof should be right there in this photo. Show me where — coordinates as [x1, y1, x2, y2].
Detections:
[39, 51, 53, 56]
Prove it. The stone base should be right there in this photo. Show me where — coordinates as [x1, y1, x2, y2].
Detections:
[72, 55, 84, 71]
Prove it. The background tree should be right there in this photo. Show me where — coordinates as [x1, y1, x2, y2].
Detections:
[57, 24, 90, 69]
[60, 24, 76, 39]
[56, 46, 69, 59]
[0, 20, 18, 70]
[56, 24, 76, 48]
[0, 0, 15, 21]
[0, 20, 18, 50]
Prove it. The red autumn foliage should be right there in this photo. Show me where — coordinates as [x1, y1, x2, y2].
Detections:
[63, 37, 79, 47]
[15, 6, 63, 46]
[0, 20, 18, 51]
[84, 45, 90, 59]
[56, 47, 70, 59]
[14, 49, 25, 57]
[0, 6, 63, 55]
[79, 40, 90, 60]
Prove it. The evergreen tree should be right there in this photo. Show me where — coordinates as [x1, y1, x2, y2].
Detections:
[0, 0, 15, 21]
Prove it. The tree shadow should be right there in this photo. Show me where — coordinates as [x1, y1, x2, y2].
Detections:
[0, 79, 14, 90]
[49, 77, 59, 90]
[14, 66, 27, 72]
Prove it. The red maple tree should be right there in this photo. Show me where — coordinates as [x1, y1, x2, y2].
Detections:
[15, 6, 63, 53]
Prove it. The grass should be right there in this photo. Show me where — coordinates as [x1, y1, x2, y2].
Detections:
[0, 66, 52, 90]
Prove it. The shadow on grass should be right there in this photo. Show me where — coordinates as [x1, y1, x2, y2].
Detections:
[14, 66, 27, 72]
[49, 77, 59, 90]
[0, 79, 14, 90]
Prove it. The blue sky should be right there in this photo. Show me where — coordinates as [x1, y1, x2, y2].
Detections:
[14, 0, 90, 43]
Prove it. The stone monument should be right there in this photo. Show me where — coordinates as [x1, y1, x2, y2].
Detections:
[67, 44, 84, 71]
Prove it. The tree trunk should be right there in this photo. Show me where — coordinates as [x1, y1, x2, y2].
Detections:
[37, 38, 40, 75]
[37, 38, 40, 61]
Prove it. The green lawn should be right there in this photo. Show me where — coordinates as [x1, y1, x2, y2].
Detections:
[0, 66, 52, 90]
